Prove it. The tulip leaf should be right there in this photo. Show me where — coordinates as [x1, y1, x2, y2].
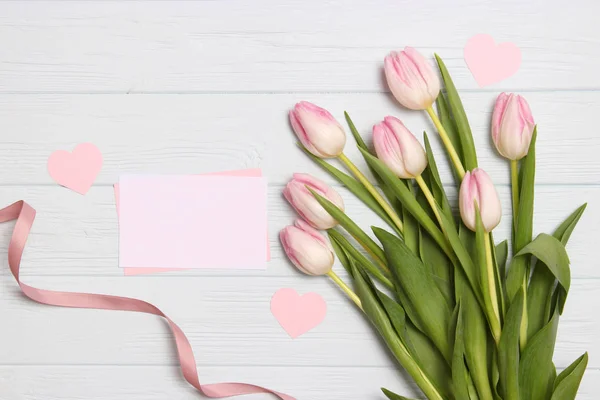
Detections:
[435, 94, 463, 163]
[373, 227, 452, 362]
[455, 254, 493, 400]
[381, 388, 416, 400]
[506, 129, 537, 304]
[344, 111, 403, 216]
[328, 230, 353, 278]
[438, 210, 484, 307]
[423, 132, 454, 224]
[498, 288, 524, 400]
[517, 233, 571, 312]
[495, 240, 509, 280]
[551, 352, 588, 400]
[519, 309, 559, 400]
[350, 259, 444, 400]
[420, 228, 454, 308]
[327, 229, 393, 289]
[358, 147, 451, 256]
[435, 54, 478, 171]
[553, 203, 587, 246]
[451, 302, 471, 400]
[402, 183, 420, 255]
[309, 189, 387, 266]
[301, 146, 402, 236]
[377, 290, 452, 398]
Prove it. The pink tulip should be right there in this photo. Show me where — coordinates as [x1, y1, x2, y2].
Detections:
[459, 169, 502, 232]
[289, 101, 346, 158]
[283, 173, 344, 229]
[384, 47, 440, 110]
[280, 219, 335, 276]
[492, 93, 535, 160]
[373, 116, 428, 179]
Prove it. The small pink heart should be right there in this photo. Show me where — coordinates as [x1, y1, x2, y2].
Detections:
[271, 288, 327, 339]
[464, 34, 521, 87]
[47, 143, 103, 195]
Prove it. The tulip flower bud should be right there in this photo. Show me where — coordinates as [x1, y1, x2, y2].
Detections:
[459, 169, 502, 232]
[283, 173, 344, 230]
[280, 219, 335, 276]
[289, 101, 347, 158]
[373, 116, 428, 179]
[492, 92, 535, 160]
[384, 47, 440, 110]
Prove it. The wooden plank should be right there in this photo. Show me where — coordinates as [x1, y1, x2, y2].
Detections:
[0, 1, 598, 92]
[0, 275, 597, 369]
[0, 93, 598, 185]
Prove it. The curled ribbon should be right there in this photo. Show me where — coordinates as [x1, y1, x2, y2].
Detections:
[0, 201, 295, 400]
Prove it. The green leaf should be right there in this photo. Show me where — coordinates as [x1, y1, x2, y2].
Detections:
[373, 227, 452, 362]
[344, 111, 403, 216]
[451, 303, 471, 400]
[455, 255, 493, 400]
[438, 211, 483, 307]
[495, 240, 509, 279]
[309, 189, 387, 266]
[554, 203, 587, 245]
[358, 147, 451, 256]
[507, 129, 537, 303]
[498, 288, 524, 400]
[301, 146, 402, 236]
[327, 229, 392, 289]
[381, 388, 416, 400]
[435, 54, 478, 170]
[377, 291, 452, 399]
[551, 353, 588, 400]
[517, 233, 571, 309]
[435, 94, 463, 163]
[351, 260, 444, 400]
[423, 132, 454, 224]
[526, 203, 586, 338]
[328, 231, 353, 278]
[403, 184, 420, 255]
[519, 310, 559, 400]
[420, 228, 454, 308]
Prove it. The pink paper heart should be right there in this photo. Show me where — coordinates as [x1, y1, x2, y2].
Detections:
[271, 288, 327, 339]
[464, 34, 521, 87]
[47, 143, 103, 195]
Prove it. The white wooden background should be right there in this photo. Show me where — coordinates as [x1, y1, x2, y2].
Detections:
[0, 1, 598, 399]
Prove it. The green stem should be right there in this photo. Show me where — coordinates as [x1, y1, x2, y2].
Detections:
[510, 159, 520, 226]
[327, 270, 362, 309]
[415, 175, 443, 227]
[338, 152, 404, 234]
[426, 107, 466, 179]
[484, 232, 502, 344]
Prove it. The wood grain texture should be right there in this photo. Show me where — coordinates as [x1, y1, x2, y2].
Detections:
[0, 93, 598, 186]
[0, 1, 598, 399]
[0, 1, 598, 93]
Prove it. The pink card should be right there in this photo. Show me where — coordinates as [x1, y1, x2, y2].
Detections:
[118, 174, 268, 270]
[114, 169, 271, 275]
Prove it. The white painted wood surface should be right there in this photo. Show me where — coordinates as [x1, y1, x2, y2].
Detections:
[0, 1, 598, 399]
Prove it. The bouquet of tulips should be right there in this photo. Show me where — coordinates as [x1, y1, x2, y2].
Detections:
[279, 47, 588, 400]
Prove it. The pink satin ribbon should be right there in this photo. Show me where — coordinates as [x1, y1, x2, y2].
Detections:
[0, 201, 295, 400]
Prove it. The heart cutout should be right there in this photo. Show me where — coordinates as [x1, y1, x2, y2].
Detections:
[464, 34, 521, 87]
[271, 288, 327, 338]
[47, 143, 103, 195]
